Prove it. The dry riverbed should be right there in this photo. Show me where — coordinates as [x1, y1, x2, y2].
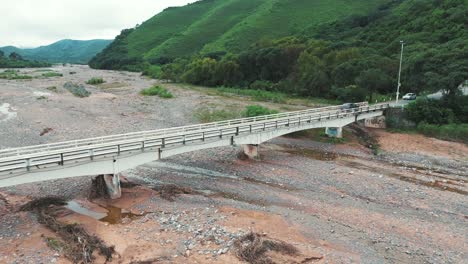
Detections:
[0, 66, 467, 263]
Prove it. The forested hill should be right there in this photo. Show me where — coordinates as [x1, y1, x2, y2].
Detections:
[0, 39, 112, 64]
[89, 0, 388, 70]
[90, 0, 466, 101]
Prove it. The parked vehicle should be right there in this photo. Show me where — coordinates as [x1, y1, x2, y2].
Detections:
[341, 103, 359, 112]
[402, 93, 417, 100]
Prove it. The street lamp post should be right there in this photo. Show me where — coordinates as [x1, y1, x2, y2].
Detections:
[396, 40, 405, 104]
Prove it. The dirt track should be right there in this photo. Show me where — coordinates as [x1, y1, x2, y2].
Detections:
[0, 66, 467, 264]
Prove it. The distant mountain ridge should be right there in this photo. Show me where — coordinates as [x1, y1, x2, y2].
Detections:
[0, 39, 112, 64]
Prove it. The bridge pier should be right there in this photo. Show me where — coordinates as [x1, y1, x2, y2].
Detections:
[242, 144, 260, 159]
[325, 127, 343, 138]
[103, 174, 121, 199]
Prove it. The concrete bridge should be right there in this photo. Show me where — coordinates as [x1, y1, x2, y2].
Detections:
[0, 103, 389, 197]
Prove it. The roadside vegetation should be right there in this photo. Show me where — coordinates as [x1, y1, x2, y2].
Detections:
[389, 94, 468, 143]
[86, 77, 105, 85]
[140, 85, 174, 98]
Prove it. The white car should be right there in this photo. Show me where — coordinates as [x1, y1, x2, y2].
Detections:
[402, 93, 417, 100]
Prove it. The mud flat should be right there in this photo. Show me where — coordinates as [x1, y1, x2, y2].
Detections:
[0, 66, 467, 263]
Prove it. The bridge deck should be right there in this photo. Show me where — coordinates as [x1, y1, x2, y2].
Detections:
[0, 103, 388, 182]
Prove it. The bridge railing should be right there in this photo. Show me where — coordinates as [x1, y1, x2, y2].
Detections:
[0, 103, 367, 158]
[0, 103, 388, 176]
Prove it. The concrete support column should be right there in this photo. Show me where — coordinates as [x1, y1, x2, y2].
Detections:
[364, 116, 386, 128]
[242, 144, 260, 159]
[325, 127, 343, 138]
[103, 174, 121, 199]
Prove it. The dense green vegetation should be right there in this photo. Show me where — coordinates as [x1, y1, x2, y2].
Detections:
[89, 0, 387, 70]
[41, 72, 63, 77]
[0, 70, 33, 80]
[140, 85, 174, 98]
[399, 93, 468, 143]
[1, 39, 112, 64]
[416, 123, 468, 144]
[243, 105, 278, 117]
[194, 104, 278, 123]
[91, 0, 467, 106]
[86, 77, 105, 85]
[0, 51, 51, 68]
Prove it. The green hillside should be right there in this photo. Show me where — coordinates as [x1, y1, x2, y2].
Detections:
[90, 0, 388, 69]
[0, 39, 112, 64]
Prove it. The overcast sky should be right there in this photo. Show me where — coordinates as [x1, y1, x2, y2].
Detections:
[0, 0, 194, 48]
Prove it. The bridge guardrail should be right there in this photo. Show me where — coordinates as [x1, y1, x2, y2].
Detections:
[0, 103, 388, 176]
[0, 103, 366, 157]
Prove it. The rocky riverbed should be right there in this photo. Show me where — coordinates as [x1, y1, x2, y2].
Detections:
[0, 66, 467, 263]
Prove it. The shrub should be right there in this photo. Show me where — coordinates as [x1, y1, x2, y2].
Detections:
[0, 70, 33, 80]
[64, 82, 91, 97]
[243, 105, 279, 117]
[417, 122, 468, 143]
[86, 77, 105, 85]
[249, 80, 274, 91]
[405, 98, 455, 125]
[142, 65, 161, 79]
[42, 72, 63, 77]
[140, 85, 174, 98]
[194, 107, 241, 123]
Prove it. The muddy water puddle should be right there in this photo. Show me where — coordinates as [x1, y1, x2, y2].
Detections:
[66, 201, 146, 224]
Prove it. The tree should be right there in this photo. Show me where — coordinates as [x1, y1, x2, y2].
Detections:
[9, 52, 23, 60]
[355, 69, 392, 102]
[0, 50, 4, 58]
[292, 51, 330, 96]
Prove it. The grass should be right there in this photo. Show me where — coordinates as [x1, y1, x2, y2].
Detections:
[216, 87, 287, 103]
[194, 107, 242, 123]
[45, 237, 64, 252]
[194, 104, 278, 123]
[86, 77, 105, 85]
[0, 70, 33, 80]
[41, 72, 63, 77]
[140, 85, 174, 98]
[98, 82, 128, 89]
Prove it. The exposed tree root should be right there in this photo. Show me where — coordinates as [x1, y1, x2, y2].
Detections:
[152, 184, 197, 202]
[19, 196, 67, 211]
[233, 232, 300, 264]
[20, 196, 115, 263]
[89, 175, 110, 199]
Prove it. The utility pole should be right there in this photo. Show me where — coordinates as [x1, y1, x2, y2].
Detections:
[396, 40, 405, 104]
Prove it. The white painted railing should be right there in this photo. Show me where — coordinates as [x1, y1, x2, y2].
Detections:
[0, 103, 388, 176]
